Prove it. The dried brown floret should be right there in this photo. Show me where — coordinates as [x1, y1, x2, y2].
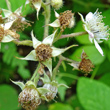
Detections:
[35, 44, 52, 61]
[5, 29, 20, 39]
[0, 26, 4, 42]
[79, 52, 94, 74]
[59, 10, 74, 31]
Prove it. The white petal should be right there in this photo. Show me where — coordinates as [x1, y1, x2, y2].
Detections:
[94, 39, 104, 56]
[2, 9, 12, 17]
[84, 25, 94, 43]
[2, 20, 15, 30]
[14, 6, 23, 15]
[25, 0, 30, 5]
[52, 45, 78, 57]
[78, 12, 85, 23]
[42, 30, 57, 46]
[16, 50, 38, 61]
[54, 10, 60, 18]
[31, 30, 41, 49]
[85, 12, 94, 22]
[42, 58, 52, 76]
[48, 19, 60, 27]
[32, 0, 42, 19]
[1, 35, 14, 42]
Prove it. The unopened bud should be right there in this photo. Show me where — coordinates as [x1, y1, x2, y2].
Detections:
[51, 0, 63, 10]
[18, 87, 41, 110]
[43, 83, 58, 101]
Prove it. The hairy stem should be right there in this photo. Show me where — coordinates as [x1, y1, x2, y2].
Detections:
[60, 31, 87, 39]
[43, 0, 51, 38]
[52, 58, 63, 80]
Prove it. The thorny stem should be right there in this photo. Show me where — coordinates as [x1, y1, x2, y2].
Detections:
[60, 31, 87, 39]
[43, 0, 51, 38]
[60, 55, 78, 63]
[52, 58, 63, 80]
[5, 0, 11, 11]
[13, 40, 33, 46]
[52, 55, 78, 80]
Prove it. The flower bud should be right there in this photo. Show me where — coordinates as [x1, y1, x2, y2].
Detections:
[18, 87, 41, 110]
[51, 0, 63, 10]
[43, 83, 58, 101]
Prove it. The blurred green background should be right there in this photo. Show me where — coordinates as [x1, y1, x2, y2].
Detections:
[0, 0, 110, 110]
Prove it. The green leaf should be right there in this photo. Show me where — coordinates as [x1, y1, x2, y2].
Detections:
[70, 45, 106, 65]
[77, 77, 110, 110]
[1, 43, 31, 79]
[0, 84, 20, 110]
[99, 73, 110, 87]
[49, 103, 73, 110]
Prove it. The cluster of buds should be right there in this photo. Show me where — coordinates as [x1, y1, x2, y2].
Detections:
[11, 70, 68, 110]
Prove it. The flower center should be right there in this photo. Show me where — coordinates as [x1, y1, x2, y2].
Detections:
[35, 44, 52, 61]
[59, 10, 74, 31]
[10, 17, 31, 32]
[0, 26, 4, 42]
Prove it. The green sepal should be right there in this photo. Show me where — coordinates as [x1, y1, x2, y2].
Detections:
[10, 79, 25, 90]
[40, 95, 49, 102]
[40, 71, 50, 84]
[37, 87, 51, 95]
[58, 83, 70, 88]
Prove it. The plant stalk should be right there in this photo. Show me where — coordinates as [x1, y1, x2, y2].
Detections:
[43, 0, 51, 38]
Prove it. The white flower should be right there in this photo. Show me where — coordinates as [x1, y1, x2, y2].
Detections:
[25, 0, 42, 19]
[2, 6, 24, 29]
[16, 30, 76, 74]
[48, 10, 75, 31]
[1, 6, 30, 32]
[79, 10, 109, 56]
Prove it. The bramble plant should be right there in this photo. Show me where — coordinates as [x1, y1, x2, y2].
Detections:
[0, 0, 110, 110]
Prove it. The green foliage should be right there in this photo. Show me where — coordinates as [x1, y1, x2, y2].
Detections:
[1, 42, 30, 79]
[77, 77, 110, 110]
[0, 84, 20, 110]
[49, 103, 73, 110]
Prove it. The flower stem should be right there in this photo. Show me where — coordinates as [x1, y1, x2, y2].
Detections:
[43, 0, 51, 38]
[91, 65, 99, 79]
[60, 31, 87, 39]
[52, 57, 63, 80]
